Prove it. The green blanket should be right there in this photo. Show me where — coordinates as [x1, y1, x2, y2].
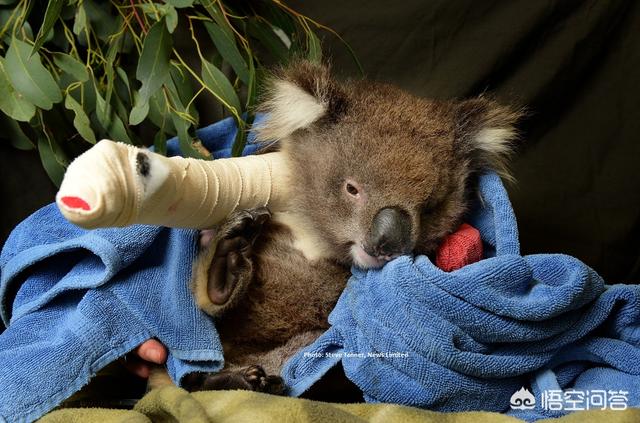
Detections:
[39, 387, 640, 423]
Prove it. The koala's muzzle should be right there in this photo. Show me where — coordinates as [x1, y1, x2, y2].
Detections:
[365, 207, 412, 259]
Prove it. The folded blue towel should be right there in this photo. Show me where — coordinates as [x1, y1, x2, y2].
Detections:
[282, 172, 640, 421]
[0, 117, 261, 423]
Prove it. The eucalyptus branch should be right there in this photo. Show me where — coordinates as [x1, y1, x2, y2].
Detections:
[0, 0, 359, 185]
[215, 0, 250, 49]
[130, 0, 148, 34]
[185, 16, 241, 120]
[111, 0, 143, 51]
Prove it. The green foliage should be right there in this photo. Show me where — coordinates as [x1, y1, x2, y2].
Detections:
[0, 0, 359, 186]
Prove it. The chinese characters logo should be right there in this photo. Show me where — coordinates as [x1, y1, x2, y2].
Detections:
[509, 388, 628, 412]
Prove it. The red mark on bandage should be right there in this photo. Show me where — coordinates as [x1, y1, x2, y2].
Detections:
[61, 196, 91, 211]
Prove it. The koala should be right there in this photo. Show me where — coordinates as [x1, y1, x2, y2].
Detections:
[182, 61, 520, 395]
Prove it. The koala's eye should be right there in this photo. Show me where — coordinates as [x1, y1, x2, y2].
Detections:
[346, 183, 359, 196]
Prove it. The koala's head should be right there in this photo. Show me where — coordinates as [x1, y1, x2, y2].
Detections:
[254, 62, 521, 269]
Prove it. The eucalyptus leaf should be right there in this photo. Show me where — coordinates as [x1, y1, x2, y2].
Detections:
[32, 0, 64, 52]
[307, 30, 322, 63]
[165, 77, 199, 128]
[104, 41, 119, 105]
[5, 38, 62, 110]
[165, 0, 194, 8]
[264, 6, 297, 36]
[247, 18, 289, 63]
[106, 112, 132, 144]
[73, 5, 87, 36]
[116, 67, 131, 93]
[231, 117, 247, 157]
[0, 9, 12, 28]
[112, 92, 139, 145]
[115, 66, 133, 107]
[164, 5, 178, 33]
[0, 57, 36, 121]
[164, 81, 184, 111]
[164, 81, 203, 157]
[203, 20, 250, 85]
[201, 59, 241, 115]
[64, 94, 96, 143]
[52, 53, 88, 82]
[94, 85, 110, 129]
[148, 90, 176, 135]
[0, 113, 34, 150]
[171, 113, 207, 159]
[112, 89, 129, 122]
[18, 21, 34, 41]
[204, 21, 249, 84]
[153, 129, 167, 156]
[286, 30, 304, 58]
[37, 134, 67, 187]
[129, 91, 149, 125]
[137, 19, 172, 102]
[245, 55, 257, 110]
[95, 86, 132, 144]
[169, 66, 198, 120]
[81, 79, 97, 113]
[201, 3, 236, 43]
[137, 4, 178, 34]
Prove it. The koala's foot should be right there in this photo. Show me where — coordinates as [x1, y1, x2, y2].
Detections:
[182, 365, 286, 395]
[241, 365, 286, 395]
[206, 207, 271, 306]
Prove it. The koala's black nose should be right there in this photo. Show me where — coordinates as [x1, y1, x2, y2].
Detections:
[366, 207, 412, 258]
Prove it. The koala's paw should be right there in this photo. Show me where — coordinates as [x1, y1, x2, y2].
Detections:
[205, 207, 271, 306]
[182, 365, 286, 395]
[241, 365, 286, 395]
[216, 207, 271, 243]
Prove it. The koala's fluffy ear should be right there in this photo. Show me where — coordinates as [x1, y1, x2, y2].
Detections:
[455, 97, 523, 180]
[254, 61, 347, 141]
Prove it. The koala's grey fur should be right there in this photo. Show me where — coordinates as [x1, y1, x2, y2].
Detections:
[186, 61, 521, 395]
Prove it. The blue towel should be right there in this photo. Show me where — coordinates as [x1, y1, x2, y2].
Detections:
[282, 172, 640, 421]
[0, 117, 262, 423]
[3, 115, 639, 422]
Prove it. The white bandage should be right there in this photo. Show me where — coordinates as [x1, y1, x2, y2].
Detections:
[56, 140, 290, 229]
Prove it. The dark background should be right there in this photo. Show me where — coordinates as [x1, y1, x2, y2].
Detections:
[2, 0, 639, 282]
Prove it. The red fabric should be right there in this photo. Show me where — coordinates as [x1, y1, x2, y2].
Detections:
[435, 223, 483, 272]
[60, 196, 91, 211]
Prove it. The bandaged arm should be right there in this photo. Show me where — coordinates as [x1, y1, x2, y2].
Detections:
[56, 139, 290, 229]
